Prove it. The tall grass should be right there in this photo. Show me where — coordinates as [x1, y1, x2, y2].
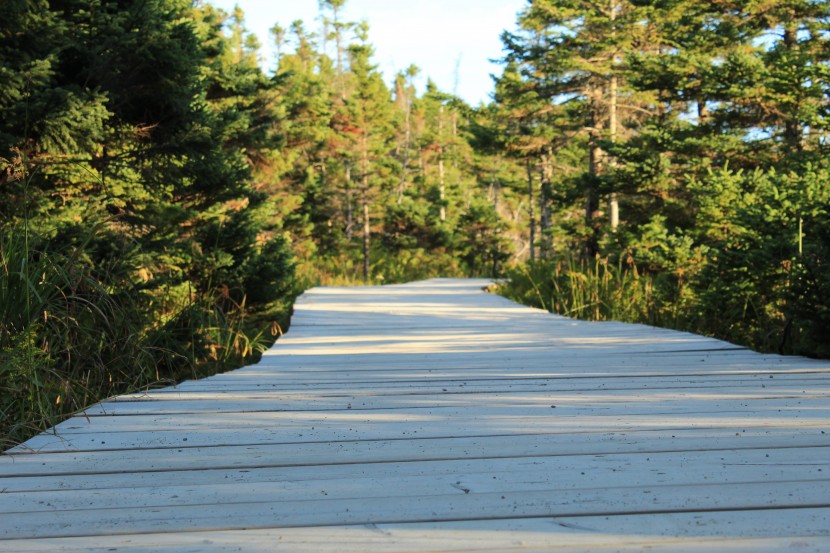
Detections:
[0, 227, 291, 450]
[0, 228, 152, 447]
[496, 256, 683, 326]
[158, 288, 283, 380]
[495, 255, 830, 359]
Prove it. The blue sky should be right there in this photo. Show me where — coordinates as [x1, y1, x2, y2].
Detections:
[208, 0, 526, 105]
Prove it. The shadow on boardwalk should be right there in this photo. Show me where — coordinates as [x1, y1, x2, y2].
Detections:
[2, 278, 829, 552]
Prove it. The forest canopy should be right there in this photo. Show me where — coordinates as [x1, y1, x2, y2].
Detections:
[1, 0, 829, 447]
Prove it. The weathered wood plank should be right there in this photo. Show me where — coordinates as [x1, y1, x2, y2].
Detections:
[16, 407, 830, 453]
[50, 397, 830, 432]
[3, 447, 829, 514]
[112, 372, 827, 399]
[3, 480, 830, 539]
[4, 427, 828, 484]
[2, 278, 828, 550]
[168, 364, 829, 385]
[2, 514, 829, 553]
[79, 387, 830, 416]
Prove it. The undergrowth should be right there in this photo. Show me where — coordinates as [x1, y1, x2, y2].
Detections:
[0, 227, 295, 450]
[496, 256, 683, 327]
[495, 255, 830, 359]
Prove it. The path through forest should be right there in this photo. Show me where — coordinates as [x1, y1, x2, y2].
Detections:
[2, 279, 829, 551]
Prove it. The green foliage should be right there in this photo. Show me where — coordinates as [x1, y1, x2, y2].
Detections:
[683, 164, 830, 355]
[500, 160, 830, 358]
[494, 0, 830, 359]
[372, 247, 464, 284]
[0, 220, 295, 450]
[498, 257, 665, 324]
[787, 231, 830, 358]
[5, 0, 830, 450]
[0, 226, 155, 447]
[382, 197, 447, 252]
[0, 2, 297, 449]
[455, 200, 512, 277]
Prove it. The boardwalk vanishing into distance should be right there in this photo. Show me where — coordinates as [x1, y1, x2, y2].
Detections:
[2, 278, 830, 552]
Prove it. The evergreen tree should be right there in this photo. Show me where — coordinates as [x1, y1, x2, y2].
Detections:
[269, 20, 339, 260]
[337, 23, 396, 281]
[502, 0, 648, 254]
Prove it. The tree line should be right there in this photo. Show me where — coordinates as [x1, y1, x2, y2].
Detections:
[496, 0, 830, 360]
[2, 0, 828, 445]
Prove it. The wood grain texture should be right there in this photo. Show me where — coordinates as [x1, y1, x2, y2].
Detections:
[2, 278, 829, 551]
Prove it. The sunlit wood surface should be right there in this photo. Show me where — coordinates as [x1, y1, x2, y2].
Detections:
[2, 278, 829, 552]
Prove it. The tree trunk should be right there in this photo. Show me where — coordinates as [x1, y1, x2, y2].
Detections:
[527, 159, 535, 262]
[540, 150, 553, 258]
[361, 142, 370, 283]
[608, 0, 619, 231]
[438, 155, 446, 222]
[345, 164, 353, 240]
[609, 74, 619, 231]
[362, 192, 370, 282]
[586, 143, 602, 257]
[397, 100, 412, 203]
[585, 85, 604, 257]
[783, 23, 802, 152]
[697, 101, 709, 123]
[438, 106, 446, 222]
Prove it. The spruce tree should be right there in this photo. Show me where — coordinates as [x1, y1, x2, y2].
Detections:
[501, 0, 648, 254]
[337, 23, 395, 281]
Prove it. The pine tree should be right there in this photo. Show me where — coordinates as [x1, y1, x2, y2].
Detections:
[337, 23, 395, 281]
[269, 19, 339, 259]
[501, 0, 649, 255]
[392, 65, 420, 203]
[492, 61, 569, 260]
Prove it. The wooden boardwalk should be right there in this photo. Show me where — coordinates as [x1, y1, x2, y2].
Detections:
[2, 278, 829, 552]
